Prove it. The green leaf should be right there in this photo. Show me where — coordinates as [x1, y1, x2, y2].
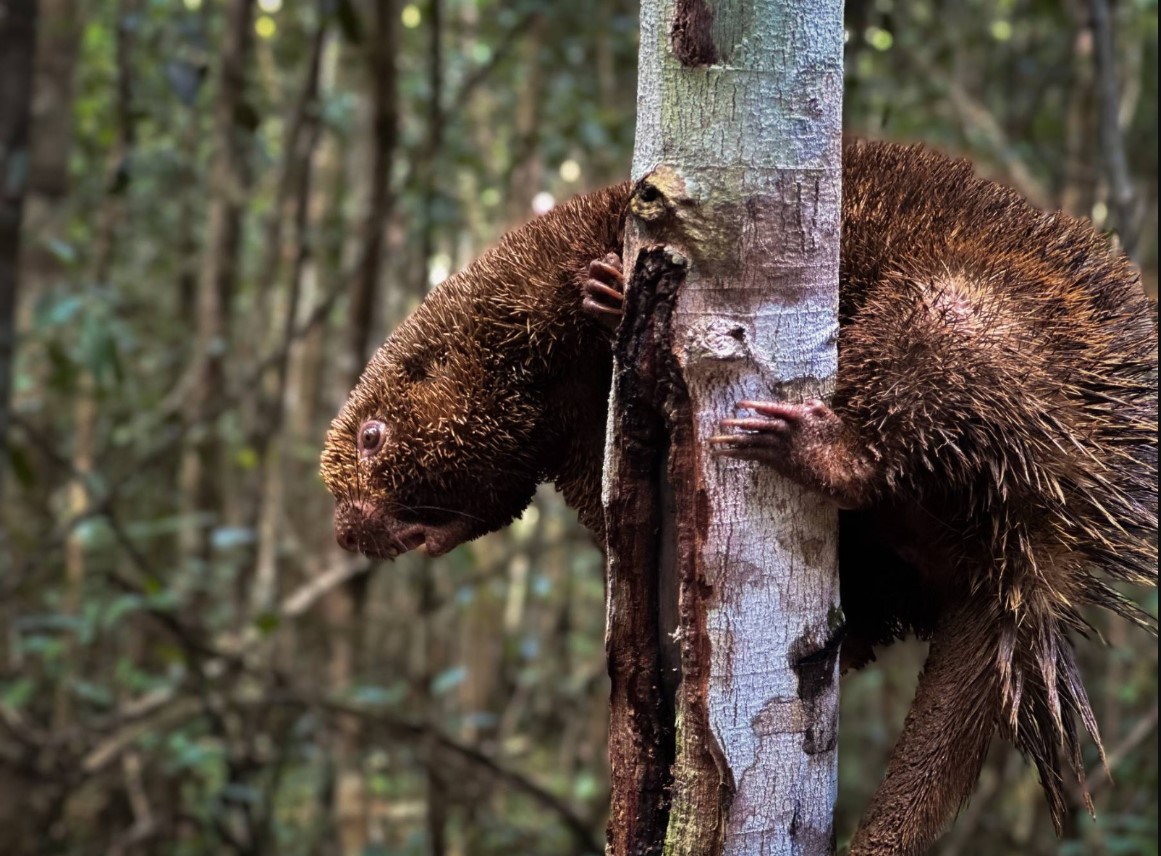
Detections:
[253, 612, 280, 636]
[431, 666, 466, 695]
[73, 679, 114, 707]
[88, 327, 124, 388]
[235, 446, 259, 470]
[45, 238, 79, 266]
[221, 783, 261, 805]
[349, 683, 406, 707]
[104, 593, 146, 628]
[573, 771, 599, 801]
[1, 678, 35, 709]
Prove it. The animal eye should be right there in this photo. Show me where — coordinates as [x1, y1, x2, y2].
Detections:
[358, 420, 387, 457]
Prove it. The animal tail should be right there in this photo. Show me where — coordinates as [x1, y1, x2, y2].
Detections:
[997, 606, 1100, 833]
[849, 571, 1152, 856]
[849, 599, 1001, 856]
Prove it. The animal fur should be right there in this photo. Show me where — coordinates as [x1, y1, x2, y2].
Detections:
[320, 140, 1158, 854]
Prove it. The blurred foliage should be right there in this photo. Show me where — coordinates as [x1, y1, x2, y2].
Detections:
[0, 0, 1155, 854]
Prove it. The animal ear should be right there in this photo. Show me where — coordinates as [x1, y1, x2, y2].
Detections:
[402, 352, 431, 383]
[400, 343, 449, 384]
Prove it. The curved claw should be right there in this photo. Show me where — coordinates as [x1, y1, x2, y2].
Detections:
[717, 416, 792, 434]
[709, 398, 873, 509]
[737, 399, 828, 419]
[583, 279, 625, 306]
[583, 297, 624, 318]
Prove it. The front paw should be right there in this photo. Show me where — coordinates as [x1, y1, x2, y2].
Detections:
[710, 399, 871, 509]
[710, 399, 842, 460]
[582, 252, 625, 330]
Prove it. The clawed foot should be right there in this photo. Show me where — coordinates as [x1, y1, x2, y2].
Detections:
[711, 399, 842, 456]
[710, 400, 871, 509]
[583, 252, 625, 330]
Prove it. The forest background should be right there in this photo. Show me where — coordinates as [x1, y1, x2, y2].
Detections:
[0, 1, 1156, 854]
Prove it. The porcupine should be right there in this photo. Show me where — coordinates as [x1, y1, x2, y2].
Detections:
[320, 139, 1158, 854]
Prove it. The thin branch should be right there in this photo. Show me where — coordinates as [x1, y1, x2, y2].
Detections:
[277, 560, 372, 619]
[1082, 703, 1159, 797]
[311, 696, 603, 854]
[942, 88, 1052, 209]
[82, 698, 201, 775]
[32, 675, 602, 856]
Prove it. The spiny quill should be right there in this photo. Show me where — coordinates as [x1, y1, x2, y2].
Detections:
[321, 140, 1157, 856]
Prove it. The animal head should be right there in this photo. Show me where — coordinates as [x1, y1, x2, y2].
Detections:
[320, 183, 630, 558]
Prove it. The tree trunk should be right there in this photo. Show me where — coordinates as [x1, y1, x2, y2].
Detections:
[0, 0, 38, 508]
[0, 10, 41, 849]
[1090, 0, 1139, 258]
[504, 14, 546, 224]
[248, 5, 329, 623]
[179, 0, 256, 565]
[21, 2, 81, 301]
[604, 2, 843, 854]
[326, 3, 399, 852]
[57, 0, 139, 732]
[345, 0, 398, 385]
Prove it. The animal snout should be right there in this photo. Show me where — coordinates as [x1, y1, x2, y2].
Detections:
[334, 500, 373, 553]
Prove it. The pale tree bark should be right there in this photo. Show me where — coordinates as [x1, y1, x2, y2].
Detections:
[604, 2, 843, 854]
[1061, 0, 1097, 219]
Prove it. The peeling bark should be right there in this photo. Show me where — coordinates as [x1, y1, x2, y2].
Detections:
[603, 248, 682, 855]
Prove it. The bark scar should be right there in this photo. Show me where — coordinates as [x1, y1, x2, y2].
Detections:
[789, 625, 843, 755]
[671, 0, 718, 67]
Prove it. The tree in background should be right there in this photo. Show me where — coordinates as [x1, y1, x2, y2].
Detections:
[0, 1, 39, 509]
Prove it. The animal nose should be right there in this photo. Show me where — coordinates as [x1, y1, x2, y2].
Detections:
[334, 502, 367, 553]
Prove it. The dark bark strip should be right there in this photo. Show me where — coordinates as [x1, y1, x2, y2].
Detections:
[789, 625, 842, 757]
[605, 245, 738, 854]
[347, 0, 399, 385]
[670, 0, 717, 67]
[1090, 0, 1139, 256]
[180, 0, 256, 566]
[604, 248, 681, 856]
[0, 0, 38, 507]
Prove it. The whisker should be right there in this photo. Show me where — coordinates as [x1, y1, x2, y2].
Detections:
[388, 503, 487, 524]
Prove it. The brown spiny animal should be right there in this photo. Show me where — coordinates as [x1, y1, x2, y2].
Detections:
[320, 140, 1159, 855]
